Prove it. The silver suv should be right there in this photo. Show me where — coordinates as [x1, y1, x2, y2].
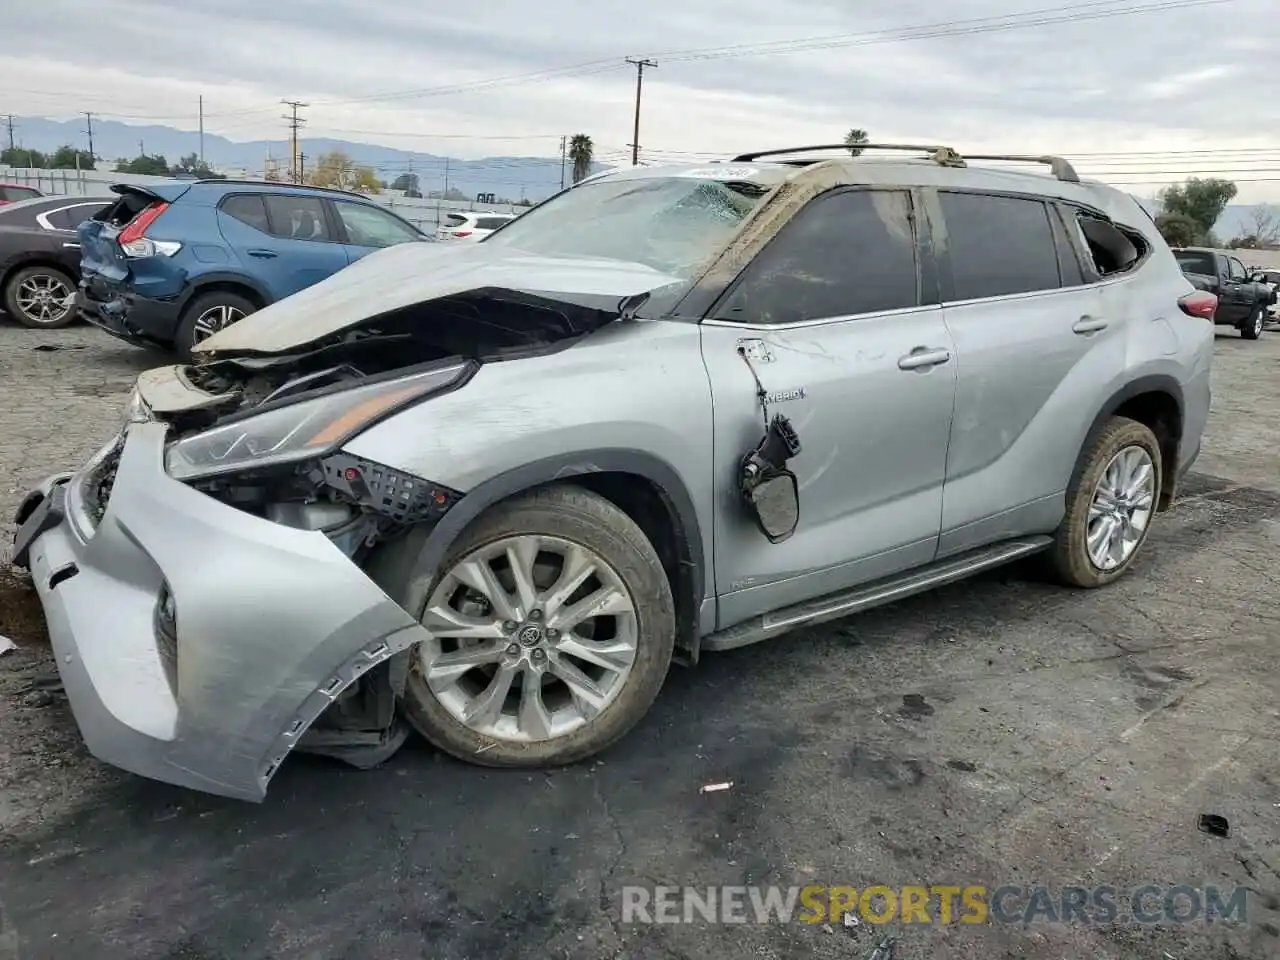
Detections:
[12, 144, 1214, 801]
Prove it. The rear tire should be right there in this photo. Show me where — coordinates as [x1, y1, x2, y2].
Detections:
[3, 265, 78, 329]
[386, 485, 676, 767]
[1047, 416, 1162, 588]
[174, 291, 257, 359]
[1240, 305, 1264, 340]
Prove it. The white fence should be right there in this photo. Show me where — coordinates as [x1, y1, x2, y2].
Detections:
[0, 166, 528, 234]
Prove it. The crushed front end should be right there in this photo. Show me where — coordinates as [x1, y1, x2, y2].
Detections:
[11, 352, 474, 801]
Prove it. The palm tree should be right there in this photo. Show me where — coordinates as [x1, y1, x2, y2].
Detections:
[569, 134, 594, 184]
[844, 128, 869, 158]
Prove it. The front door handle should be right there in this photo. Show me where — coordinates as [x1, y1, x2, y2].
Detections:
[897, 347, 951, 370]
[1072, 316, 1109, 335]
[247, 249, 278, 259]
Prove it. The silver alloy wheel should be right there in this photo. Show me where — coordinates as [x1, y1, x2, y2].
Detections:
[1087, 445, 1156, 571]
[1250, 310, 1264, 338]
[15, 273, 73, 325]
[191, 304, 246, 342]
[417, 535, 640, 743]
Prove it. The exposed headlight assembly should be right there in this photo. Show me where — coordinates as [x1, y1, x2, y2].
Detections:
[165, 362, 470, 481]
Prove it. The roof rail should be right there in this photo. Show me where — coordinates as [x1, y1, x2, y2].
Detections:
[960, 153, 1080, 183]
[189, 178, 372, 196]
[730, 145, 1081, 182]
[732, 143, 966, 167]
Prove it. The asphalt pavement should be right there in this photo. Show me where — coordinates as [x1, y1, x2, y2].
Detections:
[0, 318, 1277, 960]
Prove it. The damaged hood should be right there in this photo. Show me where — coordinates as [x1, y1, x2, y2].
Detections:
[194, 241, 686, 356]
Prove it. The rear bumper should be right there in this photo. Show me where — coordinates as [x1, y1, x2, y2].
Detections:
[78, 284, 183, 347]
[14, 421, 429, 802]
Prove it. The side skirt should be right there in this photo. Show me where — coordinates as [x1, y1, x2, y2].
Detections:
[702, 536, 1052, 652]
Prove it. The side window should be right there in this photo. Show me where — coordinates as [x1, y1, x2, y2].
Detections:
[1070, 209, 1145, 278]
[63, 204, 107, 229]
[263, 194, 333, 241]
[1227, 257, 1246, 281]
[334, 202, 421, 247]
[939, 192, 1060, 300]
[220, 194, 270, 233]
[717, 189, 918, 325]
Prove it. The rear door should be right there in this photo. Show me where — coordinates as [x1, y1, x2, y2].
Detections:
[330, 199, 425, 263]
[929, 189, 1118, 555]
[701, 186, 957, 627]
[216, 192, 348, 300]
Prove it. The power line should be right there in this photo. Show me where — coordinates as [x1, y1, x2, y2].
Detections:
[650, 0, 1231, 63]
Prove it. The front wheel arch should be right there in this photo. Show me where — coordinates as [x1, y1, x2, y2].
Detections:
[367, 452, 707, 665]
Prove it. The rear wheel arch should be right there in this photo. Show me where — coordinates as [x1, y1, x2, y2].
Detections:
[369, 451, 706, 665]
[1079, 377, 1183, 510]
[1, 255, 76, 293]
[183, 275, 269, 311]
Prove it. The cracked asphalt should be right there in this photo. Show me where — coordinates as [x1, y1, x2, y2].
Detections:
[0, 317, 1278, 960]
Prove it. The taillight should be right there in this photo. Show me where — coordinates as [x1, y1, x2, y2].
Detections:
[1178, 291, 1217, 319]
[119, 202, 169, 247]
[452, 230, 472, 238]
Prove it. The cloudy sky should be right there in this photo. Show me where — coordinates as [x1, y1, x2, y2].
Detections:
[4, 0, 1279, 200]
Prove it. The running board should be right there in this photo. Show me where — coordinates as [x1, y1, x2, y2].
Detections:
[702, 536, 1053, 652]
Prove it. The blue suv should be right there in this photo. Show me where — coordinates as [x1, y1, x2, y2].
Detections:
[77, 180, 428, 356]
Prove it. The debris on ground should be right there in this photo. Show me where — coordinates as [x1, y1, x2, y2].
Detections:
[866, 934, 898, 959]
[0, 635, 15, 656]
[699, 781, 733, 794]
[1197, 813, 1230, 838]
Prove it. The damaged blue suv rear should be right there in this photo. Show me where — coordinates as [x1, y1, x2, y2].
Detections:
[77, 180, 427, 357]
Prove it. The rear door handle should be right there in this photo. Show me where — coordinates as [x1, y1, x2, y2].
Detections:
[1072, 316, 1109, 335]
[62, 242, 80, 249]
[247, 249, 278, 259]
[897, 347, 951, 370]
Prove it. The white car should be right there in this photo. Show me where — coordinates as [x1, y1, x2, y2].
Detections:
[435, 212, 517, 241]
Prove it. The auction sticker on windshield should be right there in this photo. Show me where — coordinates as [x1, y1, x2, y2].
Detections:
[680, 167, 759, 180]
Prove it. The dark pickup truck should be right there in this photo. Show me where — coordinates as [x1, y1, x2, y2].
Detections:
[1172, 247, 1276, 340]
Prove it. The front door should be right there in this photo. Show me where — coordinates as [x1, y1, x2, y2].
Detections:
[700, 187, 957, 630]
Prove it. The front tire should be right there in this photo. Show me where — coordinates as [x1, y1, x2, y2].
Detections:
[174, 291, 256, 359]
[1240, 305, 1264, 340]
[1047, 416, 1162, 588]
[3, 265, 78, 329]
[390, 486, 676, 767]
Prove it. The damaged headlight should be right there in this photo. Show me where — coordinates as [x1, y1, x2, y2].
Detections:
[165, 363, 469, 481]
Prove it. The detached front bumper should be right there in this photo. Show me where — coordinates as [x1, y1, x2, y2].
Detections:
[13, 421, 429, 802]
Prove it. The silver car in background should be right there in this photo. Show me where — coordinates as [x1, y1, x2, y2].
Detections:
[12, 144, 1214, 801]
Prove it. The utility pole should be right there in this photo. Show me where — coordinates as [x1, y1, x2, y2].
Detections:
[298, 152, 306, 182]
[198, 95, 205, 167]
[82, 112, 96, 162]
[138, 139, 145, 157]
[624, 58, 657, 166]
[3, 115, 14, 152]
[560, 135, 567, 190]
[443, 156, 450, 197]
[281, 100, 308, 183]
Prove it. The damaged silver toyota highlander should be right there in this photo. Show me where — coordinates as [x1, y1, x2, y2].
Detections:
[12, 144, 1214, 801]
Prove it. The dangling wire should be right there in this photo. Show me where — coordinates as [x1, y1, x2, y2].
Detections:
[736, 344, 770, 430]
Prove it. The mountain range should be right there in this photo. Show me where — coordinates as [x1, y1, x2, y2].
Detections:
[6, 116, 591, 202]
[4, 116, 1275, 235]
